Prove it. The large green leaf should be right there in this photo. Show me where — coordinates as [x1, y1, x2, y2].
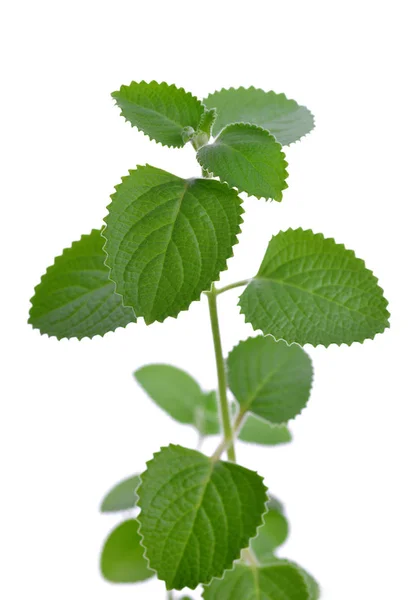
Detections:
[100, 475, 140, 512]
[204, 87, 314, 145]
[138, 444, 268, 590]
[134, 364, 220, 435]
[28, 229, 136, 339]
[239, 228, 390, 347]
[197, 123, 288, 201]
[100, 519, 154, 583]
[250, 497, 289, 562]
[203, 561, 311, 599]
[227, 336, 313, 424]
[103, 165, 243, 324]
[239, 415, 292, 446]
[112, 81, 204, 147]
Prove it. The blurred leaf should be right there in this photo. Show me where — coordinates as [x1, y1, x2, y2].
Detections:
[100, 475, 140, 512]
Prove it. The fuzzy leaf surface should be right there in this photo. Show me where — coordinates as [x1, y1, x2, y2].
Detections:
[203, 561, 311, 599]
[239, 415, 292, 445]
[250, 497, 289, 561]
[228, 336, 313, 423]
[28, 229, 136, 339]
[112, 81, 204, 147]
[204, 87, 314, 145]
[134, 364, 220, 435]
[138, 444, 268, 590]
[103, 165, 243, 324]
[239, 228, 390, 346]
[100, 520, 154, 583]
[100, 475, 140, 512]
[197, 123, 288, 201]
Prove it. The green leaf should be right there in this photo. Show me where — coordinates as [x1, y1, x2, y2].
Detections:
[203, 561, 311, 600]
[227, 336, 313, 424]
[138, 444, 268, 590]
[197, 123, 288, 201]
[100, 475, 140, 512]
[239, 415, 292, 446]
[28, 229, 136, 340]
[100, 519, 153, 584]
[198, 107, 217, 137]
[111, 81, 204, 147]
[134, 364, 220, 435]
[239, 228, 390, 347]
[250, 496, 289, 561]
[204, 87, 314, 145]
[103, 165, 243, 324]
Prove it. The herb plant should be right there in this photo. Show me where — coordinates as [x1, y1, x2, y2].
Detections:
[29, 81, 390, 599]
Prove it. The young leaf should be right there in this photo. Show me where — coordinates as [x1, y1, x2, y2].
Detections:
[204, 87, 314, 145]
[134, 364, 220, 435]
[250, 496, 289, 561]
[227, 336, 313, 424]
[111, 81, 204, 147]
[100, 475, 140, 512]
[203, 561, 311, 599]
[239, 415, 292, 446]
[28, 229, 136, 340]
[197, 123, 288, 201]
[103, 165, 243, 324]
[138, 444, 268, 590]
[239, 228, 390, 346]
[100, 520, 154, 584]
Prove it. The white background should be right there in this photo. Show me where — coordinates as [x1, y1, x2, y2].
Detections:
[1, 1, 415, 598]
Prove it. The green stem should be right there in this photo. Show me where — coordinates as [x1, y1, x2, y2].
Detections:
[167, 591, 174, 600]
[207, 285, 236, 462]
[215, 279, 251, 296]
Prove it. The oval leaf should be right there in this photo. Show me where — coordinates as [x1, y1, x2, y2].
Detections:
[138, 444, 268, 590]
[134, 364, 220, 435]
[203, 561, 311, 600]
[239, 415, 292, 446]
[100, 519, 154, 583]
[239, 228, 390, 347]
[227, 336, 313, 424]
[250, 496, 289, 561]
[100, 475, 140, 512]
[197, 123, 288, 201]
[112, 81, 204, 147]
[204, 87, 314, 145]
[103, 165, 243, 324]
[28, 229, 136, 340]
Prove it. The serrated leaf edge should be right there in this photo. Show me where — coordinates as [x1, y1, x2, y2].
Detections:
[196, 122, 289, 202]
[204, 86, 315, 146]
[135, 444, 269, 590]
[227, 335, 314, 424]
[102, 165, 245, 324]
[112, 80, 205, 148]
[27, 229, 137, 341]
[237, 228, 391, 348]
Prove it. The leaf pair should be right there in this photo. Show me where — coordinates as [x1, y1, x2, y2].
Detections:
[134, 358, 298, 445]
[112, 81, 313, 201]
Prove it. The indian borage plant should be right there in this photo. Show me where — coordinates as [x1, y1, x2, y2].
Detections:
[28, 81, 390, 599]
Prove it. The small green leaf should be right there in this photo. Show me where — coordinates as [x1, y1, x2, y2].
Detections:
[100, 475, 140, 512]
[103, 165, 243, 324]
[197, 107, 217, 137]
[197, 123, 288, 201]
[203, 561, 311, 599]
[100, 519, 153, 583]
[28, 229, 136, 340]
[138, 444, 268, 590]
[228, 336, 313, 424]
[112, 81, 204, 147]
[239, 415, 292, 446]
[239, 228, 390, 347]
[204, 87, 314, 145]
[134, 364, 220, 435]
[250, 496, 289, 561]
